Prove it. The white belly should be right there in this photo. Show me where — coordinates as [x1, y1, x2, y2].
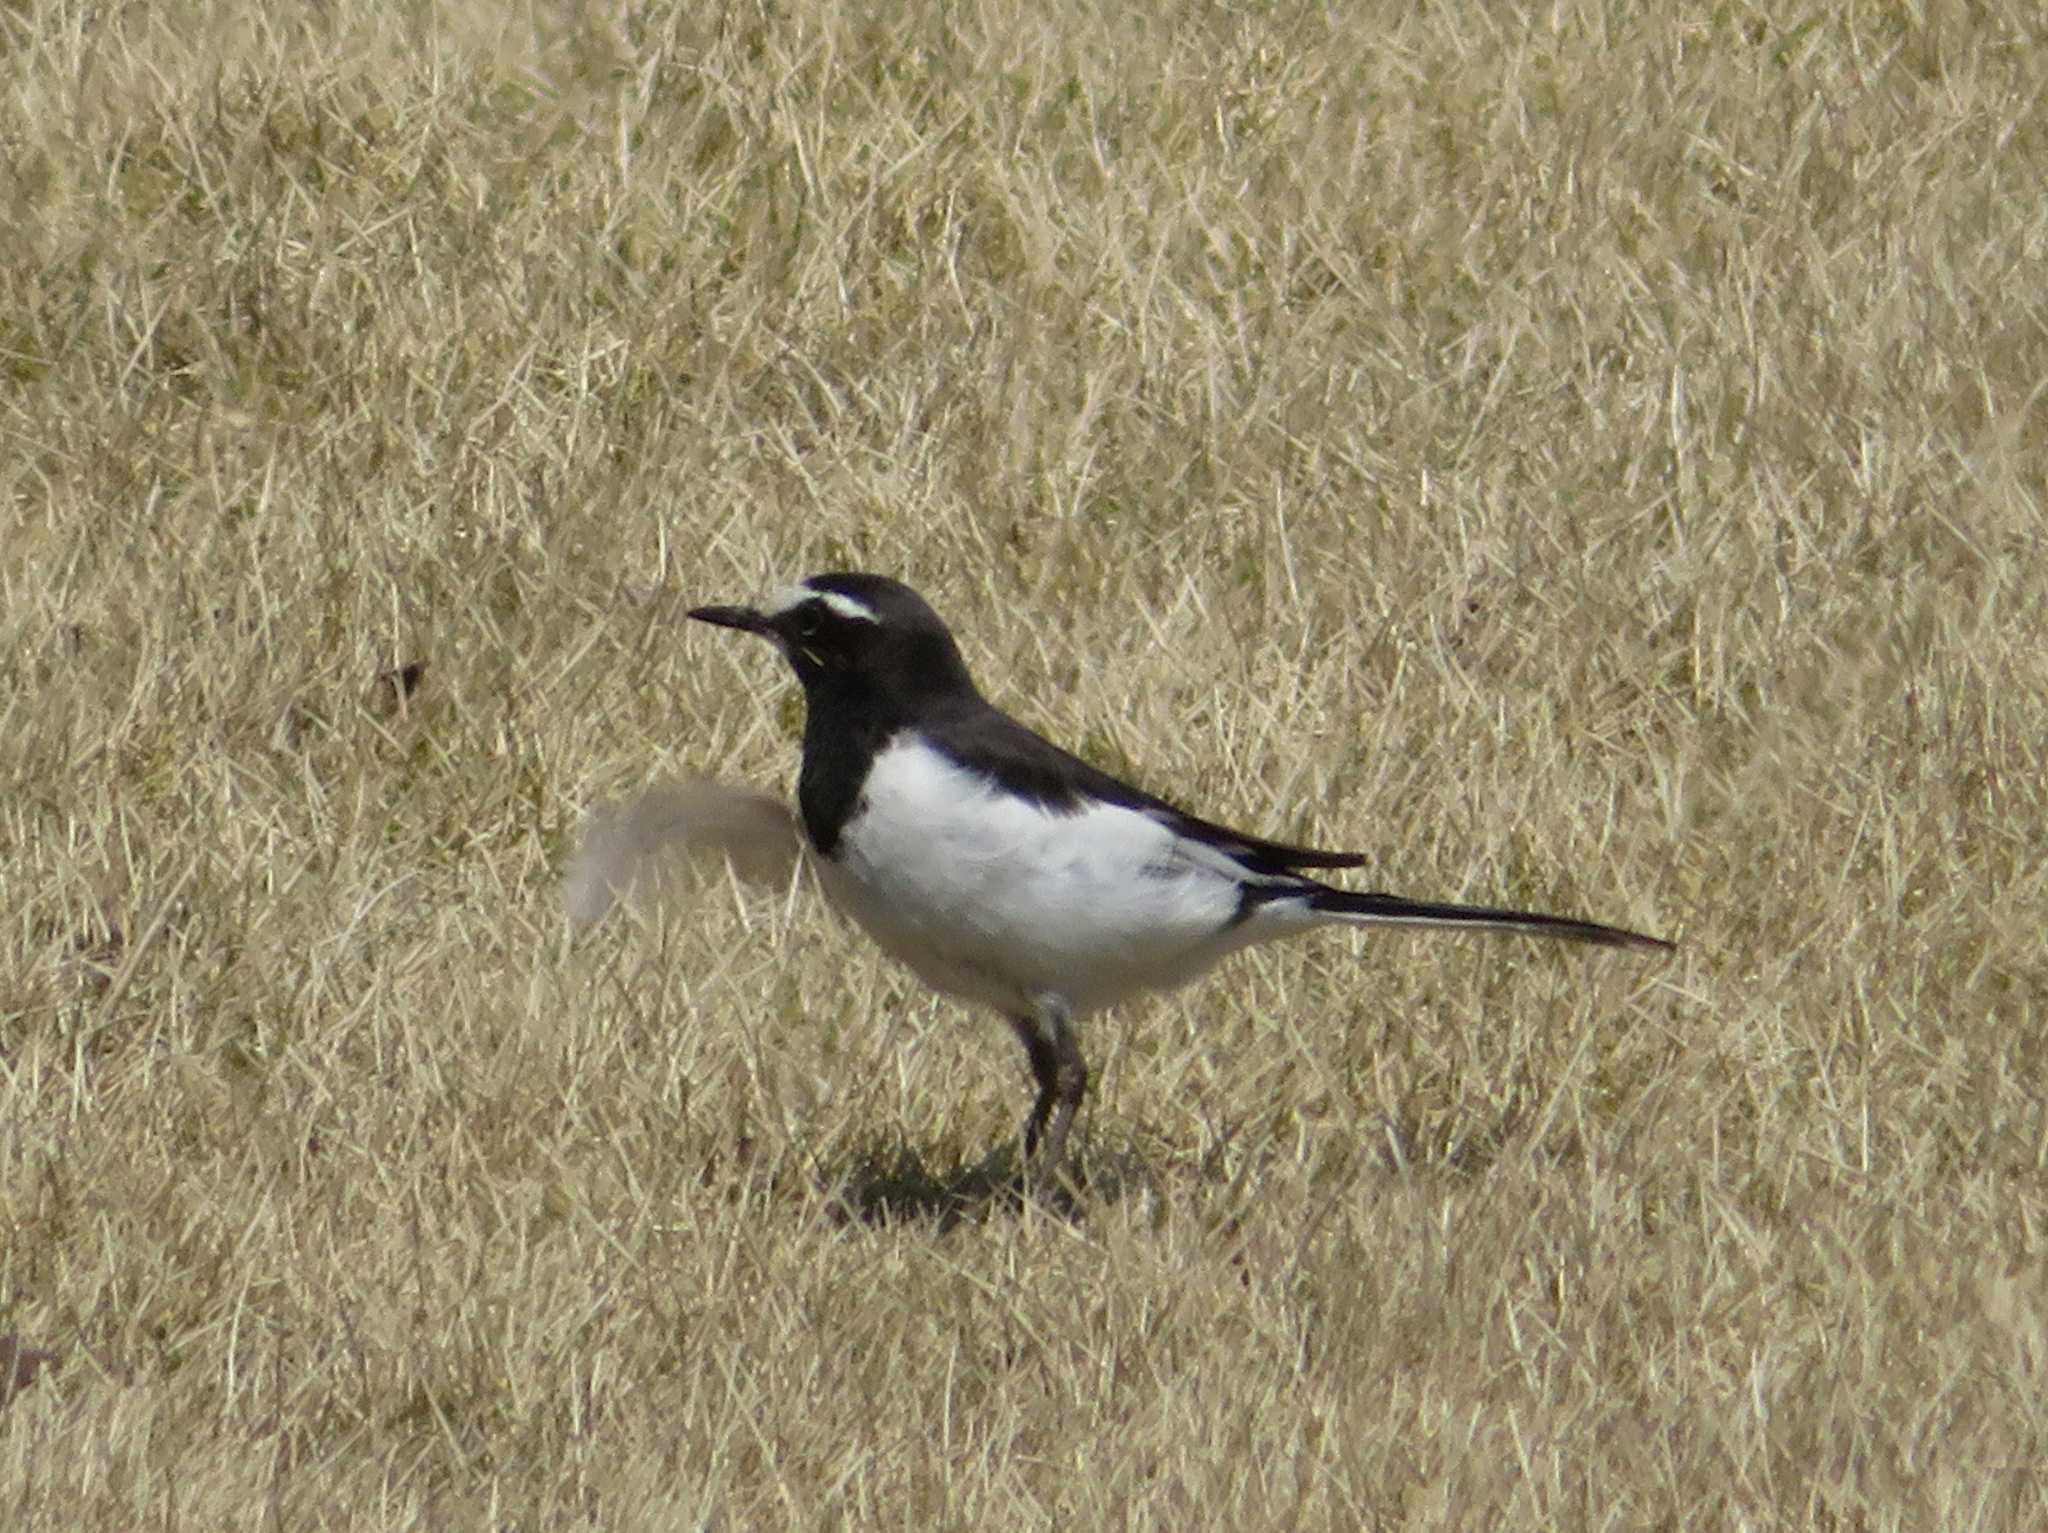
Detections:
[816, 739, 1268, 1018]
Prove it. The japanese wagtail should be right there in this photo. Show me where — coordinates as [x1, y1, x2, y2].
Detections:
[689, 573, 1672, 1194]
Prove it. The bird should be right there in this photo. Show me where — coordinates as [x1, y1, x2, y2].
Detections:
[688, 572, 1672, 1197]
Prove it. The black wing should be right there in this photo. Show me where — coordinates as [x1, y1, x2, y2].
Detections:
[928, 697, 1369, 879]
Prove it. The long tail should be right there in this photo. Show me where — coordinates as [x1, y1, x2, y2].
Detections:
[1297, 886, 1673, 952]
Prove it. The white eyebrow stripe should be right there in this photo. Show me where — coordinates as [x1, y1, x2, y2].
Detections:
[814, 590, 879, 623]
[763, 582, 879, 624]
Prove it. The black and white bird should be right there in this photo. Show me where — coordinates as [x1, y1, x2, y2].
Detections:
[689, 573, 1672, 1195]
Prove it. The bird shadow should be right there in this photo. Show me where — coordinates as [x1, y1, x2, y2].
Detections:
[823, 1137, 1155, 1231]
[818, 1108, 1544, 1232]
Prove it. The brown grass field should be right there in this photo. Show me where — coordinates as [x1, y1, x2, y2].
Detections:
[5, 0, 2046, 1525]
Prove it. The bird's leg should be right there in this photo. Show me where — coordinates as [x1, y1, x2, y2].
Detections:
[1008, 1003, 1087, 1196]
[1009, 1016, 1061, 1160]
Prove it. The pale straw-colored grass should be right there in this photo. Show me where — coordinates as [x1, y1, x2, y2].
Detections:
[4, 1, 2044, 1525]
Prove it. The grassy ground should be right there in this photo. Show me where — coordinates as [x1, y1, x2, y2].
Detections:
[4, 0, 2045, 1525]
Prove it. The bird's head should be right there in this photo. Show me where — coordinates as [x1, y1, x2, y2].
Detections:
[689, 573, 978, 705]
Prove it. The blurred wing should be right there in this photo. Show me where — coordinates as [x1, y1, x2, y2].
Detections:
[566, 782, 804, 927]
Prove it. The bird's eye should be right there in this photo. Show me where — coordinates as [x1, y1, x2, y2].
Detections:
[794, 609, 823, 640]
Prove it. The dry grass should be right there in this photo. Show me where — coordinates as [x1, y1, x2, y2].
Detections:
[4, 0, 2046, 1524]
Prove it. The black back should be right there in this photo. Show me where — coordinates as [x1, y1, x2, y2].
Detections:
[774, 574, 1367, 876]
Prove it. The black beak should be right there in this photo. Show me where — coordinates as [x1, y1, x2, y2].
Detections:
[688, 604, 770, 635]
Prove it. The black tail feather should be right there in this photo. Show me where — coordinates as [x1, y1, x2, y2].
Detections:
[1303, 887, 1673, 952]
